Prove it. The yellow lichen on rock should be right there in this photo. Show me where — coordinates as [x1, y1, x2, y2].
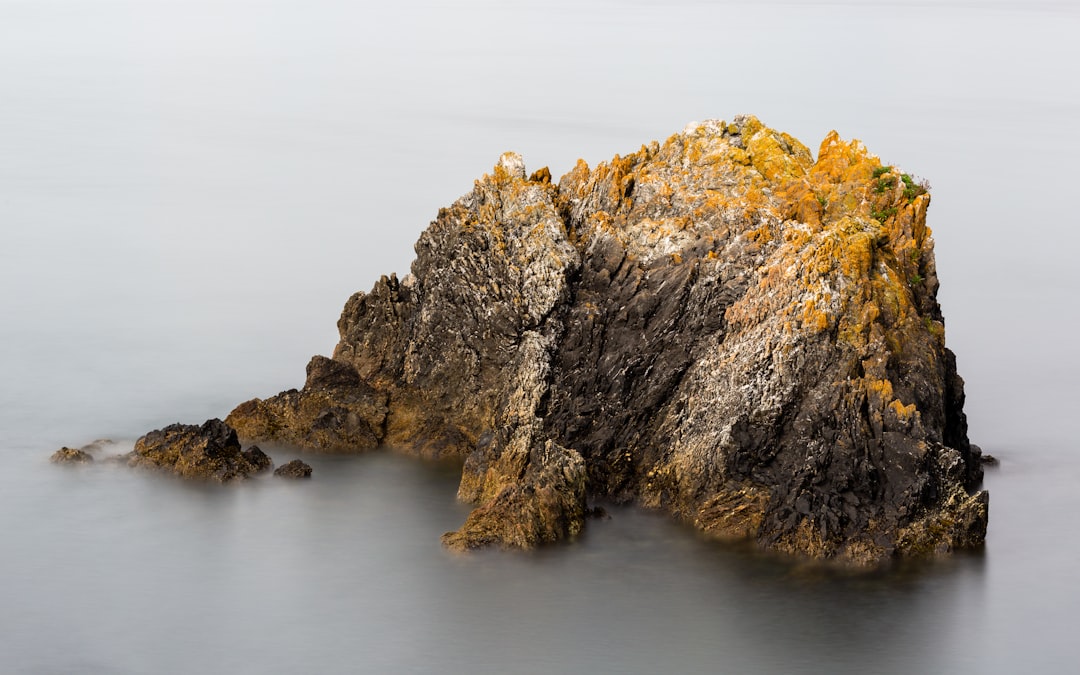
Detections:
[745, 127, 813, 184]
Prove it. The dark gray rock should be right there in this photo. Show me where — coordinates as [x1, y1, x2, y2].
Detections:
[128, 419, 265, 482]
[242, 445, 273, 473]
[274, 459, 312, 479]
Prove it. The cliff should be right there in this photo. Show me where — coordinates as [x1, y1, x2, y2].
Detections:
[226, 115, 987, 565]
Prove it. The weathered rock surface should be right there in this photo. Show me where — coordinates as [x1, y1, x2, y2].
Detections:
[50, 447, 94, 464]
[274, 459, 313, 479]
[129, 418, 270, 482]
[227, 356, 387, 453]
[227, 116, 988, 565]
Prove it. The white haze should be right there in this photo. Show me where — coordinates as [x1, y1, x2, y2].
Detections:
[1, 1, 1078, 673]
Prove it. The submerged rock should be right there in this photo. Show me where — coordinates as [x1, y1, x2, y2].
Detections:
[50, 439, 120, 465]
[129, 418, 268, 482]
[50, 447, 94, 464]
[273, 459, 312, 479]
[226, 115, 986, 565]
[81, 439, 116, 453]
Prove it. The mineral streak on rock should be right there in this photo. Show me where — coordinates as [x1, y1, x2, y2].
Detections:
[226, 115, 988, 565]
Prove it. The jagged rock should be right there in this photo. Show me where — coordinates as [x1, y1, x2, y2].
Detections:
[443, 331, 587, 549]
[128, 418, 267, 482]
[50, 447, 94, 464]
[443, 439, 586, 550]
[226, 355, 387, 453]
[243, 445, 273, 473]
[227, 115, 988, 565]
[273, 459, 312, 479]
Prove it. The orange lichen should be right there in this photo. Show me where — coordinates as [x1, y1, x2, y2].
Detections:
[745, 128, 813, 183]
[865, 377, 895, 400]
[553, 116, 938, 398]
[889, 399, 917, 421]
[800, 299, 832, 333]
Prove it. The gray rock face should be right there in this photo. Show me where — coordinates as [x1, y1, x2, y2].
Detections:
[227, 116, 988, 565]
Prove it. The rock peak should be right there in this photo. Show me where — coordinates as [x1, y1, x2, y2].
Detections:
[496, 151, 526, 180]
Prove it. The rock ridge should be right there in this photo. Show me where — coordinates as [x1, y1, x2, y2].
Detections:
[224, 115, 986, 566]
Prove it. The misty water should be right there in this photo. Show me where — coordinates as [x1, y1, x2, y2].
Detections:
[2, 1, 1078, 672]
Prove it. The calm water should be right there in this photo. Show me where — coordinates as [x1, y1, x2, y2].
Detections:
[2, 1, 1078, 672]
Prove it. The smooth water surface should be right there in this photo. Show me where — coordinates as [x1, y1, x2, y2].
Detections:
[2, 1, 1078, 672]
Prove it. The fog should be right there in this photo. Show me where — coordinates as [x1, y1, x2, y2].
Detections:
[2, 1, 1078, 672]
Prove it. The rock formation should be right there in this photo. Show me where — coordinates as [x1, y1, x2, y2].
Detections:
[274, 459, 313, 479]
[228, 356, 386, 453]
[50, 439, 121, 464]
[50, 447, 94, 464]
[225, 115, 987, 565]
[128, 418, 272, 482]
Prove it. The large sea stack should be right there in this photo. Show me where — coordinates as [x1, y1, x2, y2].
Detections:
[226, 116, 987, 565]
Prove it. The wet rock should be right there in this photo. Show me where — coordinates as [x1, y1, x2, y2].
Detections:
[226, 116, 988, 565]
[443, 331, 588, 550]
[273, 459, 312, 479]
[226, 356, 386, 453]
[128, 419, 265, 482]
[50, 447, 94, 464]
[443, 439, 586, 550]
[243, 445, 273, 473]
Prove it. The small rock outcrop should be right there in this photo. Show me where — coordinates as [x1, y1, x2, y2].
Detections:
[128, 418, 269, 482]
[50, 439, 122, 465]
[50, 447, 94, 464]
[218, 115, 988, 565]
[273, 459, 313, 479]
[243, 445, 274, 474]
[228, 356, 387, 452]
